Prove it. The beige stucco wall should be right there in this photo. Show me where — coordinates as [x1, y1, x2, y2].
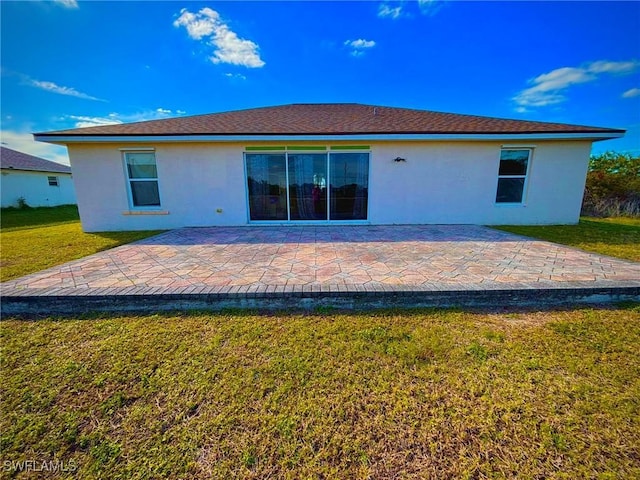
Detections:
[68, 143, 247, 231]
[67, 140, 592, 232]
[369, 140, 591, 225]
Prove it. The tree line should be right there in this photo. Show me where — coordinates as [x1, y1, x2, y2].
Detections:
[582, 151, 639, 217]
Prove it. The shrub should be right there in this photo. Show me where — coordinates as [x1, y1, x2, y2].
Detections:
[582, 151, 640, 217]
[16, 197, 30, 209]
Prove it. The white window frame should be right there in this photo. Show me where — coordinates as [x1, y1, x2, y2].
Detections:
[47, 176, 59, 187]
[495, 148, 532, 205]
[122, 150, 162, 210]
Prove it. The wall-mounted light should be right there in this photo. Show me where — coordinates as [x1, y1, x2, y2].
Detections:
[393, 157, 406, 163]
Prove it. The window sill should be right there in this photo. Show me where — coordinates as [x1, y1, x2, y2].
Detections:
[122, 210, 169, 216]
[494, 203, 526, 207]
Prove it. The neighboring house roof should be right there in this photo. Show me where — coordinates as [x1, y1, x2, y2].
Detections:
[34, 103, 625, 140]
[0, 146, 71, 174]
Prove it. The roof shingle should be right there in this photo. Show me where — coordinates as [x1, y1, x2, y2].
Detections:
[1, 147, 71, 173]
[35, 103, 624, 137]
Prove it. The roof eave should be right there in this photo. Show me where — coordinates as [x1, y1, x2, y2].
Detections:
[34, 131, 625, 145]
[1, 167, 71, 174]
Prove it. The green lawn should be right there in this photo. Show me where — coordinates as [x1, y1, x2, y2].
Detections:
[1, 307, 639, 478]
[494, 217, 640, 262]
[1, 209, 639, 477]
[0, 206, 162, 282]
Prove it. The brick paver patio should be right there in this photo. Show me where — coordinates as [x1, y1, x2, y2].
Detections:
[2, 226, 639, 298]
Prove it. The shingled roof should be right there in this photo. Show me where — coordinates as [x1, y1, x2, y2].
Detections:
[1, 147, 71, 173]
[35, 103, 624, 137]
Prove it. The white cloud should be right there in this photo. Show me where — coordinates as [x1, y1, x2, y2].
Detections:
[378, 3, 403, 19]
[174, 7, 265, 68]
[125, 108, 186, 121]
[173, 8, 217, 40]
[0, 129, 70, 165]
[514, 67, 593, 107]
[345, 39, 376, 49]
[417, 0, 444, 16]
[225, 72, 247, 80]
[345, 39, 376, 56]
[209, 25, 264, 67]
[67, 115, 122, 128]
[514, 60, 640, 109]
[65, 108, 187, 128]
[27, 77, 104, 101]
[0, 108, 189, 165]
[587, 60, 639, 74]
[622, 88, 640, 98]
[53, 0, 78, 8]
[529, 67, 595, 92]
[379, 0, 444, 19]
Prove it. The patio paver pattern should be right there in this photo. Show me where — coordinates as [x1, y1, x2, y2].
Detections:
[2, 225, 639, 297]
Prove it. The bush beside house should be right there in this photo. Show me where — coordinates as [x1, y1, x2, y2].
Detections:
[582, 151, 640, 217]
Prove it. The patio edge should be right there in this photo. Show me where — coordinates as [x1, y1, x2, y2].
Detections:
[2, 286, 639, 316]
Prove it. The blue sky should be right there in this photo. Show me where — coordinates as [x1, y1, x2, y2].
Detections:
[1, 0, 639, 165]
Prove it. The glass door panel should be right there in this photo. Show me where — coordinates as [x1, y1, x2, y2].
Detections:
[246, 154, 288, 220]
[329, 153, 369, 220]
[246, 151, 369, 222]
[288, 154, 328, 221]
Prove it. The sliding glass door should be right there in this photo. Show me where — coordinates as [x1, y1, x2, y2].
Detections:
[245, 151, 369, 222]
[246, 154, 288, 221]
[288, 154, 328, 221]
[330, 153, 368, 220]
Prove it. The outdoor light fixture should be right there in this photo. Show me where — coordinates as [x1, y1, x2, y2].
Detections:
[393, 157, 406, 163]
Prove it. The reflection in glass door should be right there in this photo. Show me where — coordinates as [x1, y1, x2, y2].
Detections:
[246, 154, 288, 220]
[288, 154, 328, 221]
[329, 153, 369, 220]
[245, 151, 369, 222]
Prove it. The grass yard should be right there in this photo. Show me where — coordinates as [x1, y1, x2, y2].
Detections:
[495, 217, 640, 262]
[1, 307, 639, 478]
[0, 206, 162, 282]
[1, 209, 639, 477]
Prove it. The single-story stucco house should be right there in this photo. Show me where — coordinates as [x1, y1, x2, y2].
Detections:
[34, 103, 624, 232]
[1, 146, 76, 208]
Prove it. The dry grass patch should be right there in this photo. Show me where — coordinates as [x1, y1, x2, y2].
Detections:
[1, 306, 639, 478]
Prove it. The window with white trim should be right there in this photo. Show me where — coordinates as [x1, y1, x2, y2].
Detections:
[495, 149, 531, 203]
[124, 151, 161, 207]
[47, 176, 59, 186]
